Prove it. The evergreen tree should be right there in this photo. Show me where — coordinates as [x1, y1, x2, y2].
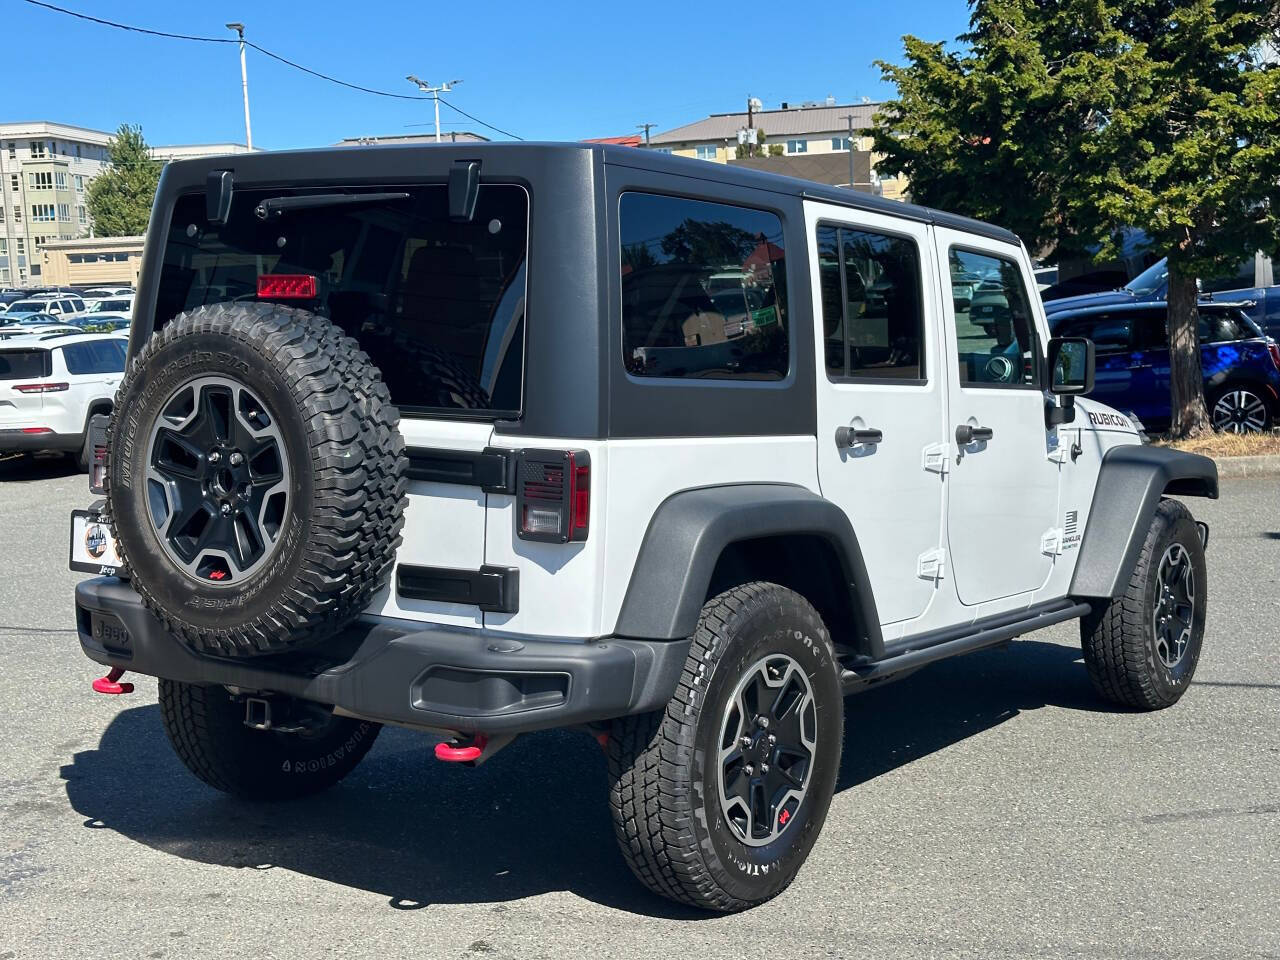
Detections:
[871, 1, 1280, 437]
[85, 124, 162, 237]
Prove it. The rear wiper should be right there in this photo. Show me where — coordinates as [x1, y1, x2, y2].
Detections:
[253, 192, 411, 220]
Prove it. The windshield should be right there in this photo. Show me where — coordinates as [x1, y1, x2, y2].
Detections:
[89, 299, 131, 312]
[5, 300, 46, 313]
[1124, 258, 1169, 297]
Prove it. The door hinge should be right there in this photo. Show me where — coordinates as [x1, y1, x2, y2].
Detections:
[1047, 443, 1070, 464]
[922, 442, 950, 474]
[917, 547, 946, 581]
[1040, 527, 1064, 556]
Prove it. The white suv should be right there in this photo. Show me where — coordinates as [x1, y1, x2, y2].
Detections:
[1, 333, 126, 467]
[72, 144, 1217, 913]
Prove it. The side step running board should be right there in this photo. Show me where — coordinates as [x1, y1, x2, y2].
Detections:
[840, 599, 1092, 693]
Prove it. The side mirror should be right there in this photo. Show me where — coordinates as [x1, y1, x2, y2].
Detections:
[1047, 336, 1095, 396]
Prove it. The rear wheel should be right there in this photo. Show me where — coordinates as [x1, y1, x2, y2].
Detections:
[1209, 383, 1270, 433]
[607, 583, 843, 912]
[159, 680, 380, 801]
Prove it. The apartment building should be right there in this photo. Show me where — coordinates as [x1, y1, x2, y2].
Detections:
[0, 122, 113, 285]
[647, 99, 908, 200]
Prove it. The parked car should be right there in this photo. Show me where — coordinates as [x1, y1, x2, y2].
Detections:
[0, 296, 86, 322]
[69, 143, 1217, 913]
[0, 291, 29, 310]
[1039, 267, 1132, 302]
[0, 333, 126, 467]
[1044, 255, 1280, 337]
[78, 295, 133, 316]
[1049, 300, 1280, 433]
[78, 286, 134, 300]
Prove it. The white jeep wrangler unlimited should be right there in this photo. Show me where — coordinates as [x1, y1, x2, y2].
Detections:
[72, 144, 1216, 912]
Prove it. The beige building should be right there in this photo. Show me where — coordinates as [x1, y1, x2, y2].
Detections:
[39, 235, 143, 287]
[647, 100, 907, 200]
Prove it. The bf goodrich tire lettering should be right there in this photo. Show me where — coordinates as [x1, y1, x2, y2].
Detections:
[105, 302, 407, 657]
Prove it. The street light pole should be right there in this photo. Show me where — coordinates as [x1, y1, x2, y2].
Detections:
[844, 114, 855, 189]
[406, 75, 463, 143]
[226, 22, 252, 149]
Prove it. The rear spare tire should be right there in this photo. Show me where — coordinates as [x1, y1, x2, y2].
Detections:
[105, 302, 407, 656]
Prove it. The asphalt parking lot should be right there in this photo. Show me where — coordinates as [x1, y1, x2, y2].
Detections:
[0, 454, 1276, 960]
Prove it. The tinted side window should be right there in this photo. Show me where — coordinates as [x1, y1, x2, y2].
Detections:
[1055, 313, 1132, 351]
[620, 192, 788, 380]
[948, 249, 1039, 387]
[62, 340, 126, 374]
[1131, 309, 1252, 348]
[816, 224, 924, 381]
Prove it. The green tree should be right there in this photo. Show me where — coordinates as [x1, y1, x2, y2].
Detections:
[85, 124, 162, 237]
[871, 1, 1280, 437]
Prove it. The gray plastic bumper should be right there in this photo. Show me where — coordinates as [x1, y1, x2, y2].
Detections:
[75, 578, 690, 735]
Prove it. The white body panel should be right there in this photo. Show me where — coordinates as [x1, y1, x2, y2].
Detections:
[364, 418, 492, 628]
[932, 225, 1060, 608]
[804, 201, 949, 627]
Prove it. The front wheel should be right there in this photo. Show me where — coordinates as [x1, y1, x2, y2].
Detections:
[1081, 499, 1207, 710]
[607, 583, 843, 912]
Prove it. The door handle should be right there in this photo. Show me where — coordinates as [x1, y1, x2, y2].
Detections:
[955, 424, 994, 444]
[835, 425, 883, 449]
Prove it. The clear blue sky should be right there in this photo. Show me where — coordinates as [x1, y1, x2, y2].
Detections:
[12, 0, 973, 148]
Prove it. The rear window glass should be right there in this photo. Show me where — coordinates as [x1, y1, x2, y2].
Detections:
[0, 349, 50, 380]
[62, 339, 126, 374]
[619, 192, 788, 380]
[159, 184, 529, 418]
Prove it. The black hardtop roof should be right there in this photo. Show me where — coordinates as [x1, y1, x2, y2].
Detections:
[167, 141, 1021, 246]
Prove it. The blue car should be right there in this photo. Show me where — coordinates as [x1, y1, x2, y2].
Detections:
[1049, 300, 1280, 433]
[1044, 255, 1280, 339]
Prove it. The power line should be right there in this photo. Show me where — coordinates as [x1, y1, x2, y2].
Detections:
[437, 97, 524, 141]
[19, 0, 524, 138]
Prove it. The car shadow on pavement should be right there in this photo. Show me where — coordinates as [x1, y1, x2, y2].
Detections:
[0, 451, 79, 482]
[60, 639, 1107, 918]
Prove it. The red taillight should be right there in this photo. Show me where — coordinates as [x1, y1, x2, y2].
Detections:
[569, 452, 590, 540]
[516, 449, 591, 543]
[13, 382, 68, 393]
[21, 427, 52, 434]
[257, 274, 317, 299]
[1268, 342, 1280, 372]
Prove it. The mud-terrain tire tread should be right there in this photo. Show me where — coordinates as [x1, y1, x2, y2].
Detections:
[607, 582, 840, 912]
[106, 302, 407, 656]
[158, 678, 381, 800]
[1081, 498, 1202, 710]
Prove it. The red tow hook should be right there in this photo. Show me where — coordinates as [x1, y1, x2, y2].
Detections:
[434, 734, 488, 762]
[91, 666, 134, 695]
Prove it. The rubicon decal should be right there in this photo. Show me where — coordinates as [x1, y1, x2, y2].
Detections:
[1087, 411, 1131, 429]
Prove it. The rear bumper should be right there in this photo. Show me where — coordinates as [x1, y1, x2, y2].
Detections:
[75, 577, 690, 736]
[0, 428, 81, 452]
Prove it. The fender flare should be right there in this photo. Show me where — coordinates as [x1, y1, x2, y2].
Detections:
[1070, 444, 1218, 600]
[613, 483, 884, 656]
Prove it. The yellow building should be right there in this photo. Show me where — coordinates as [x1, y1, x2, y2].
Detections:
[39, 235, 143, 287]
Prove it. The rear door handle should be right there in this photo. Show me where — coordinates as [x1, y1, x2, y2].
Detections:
[955, 424, 994, 444]
[835, 426, 883, 449]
